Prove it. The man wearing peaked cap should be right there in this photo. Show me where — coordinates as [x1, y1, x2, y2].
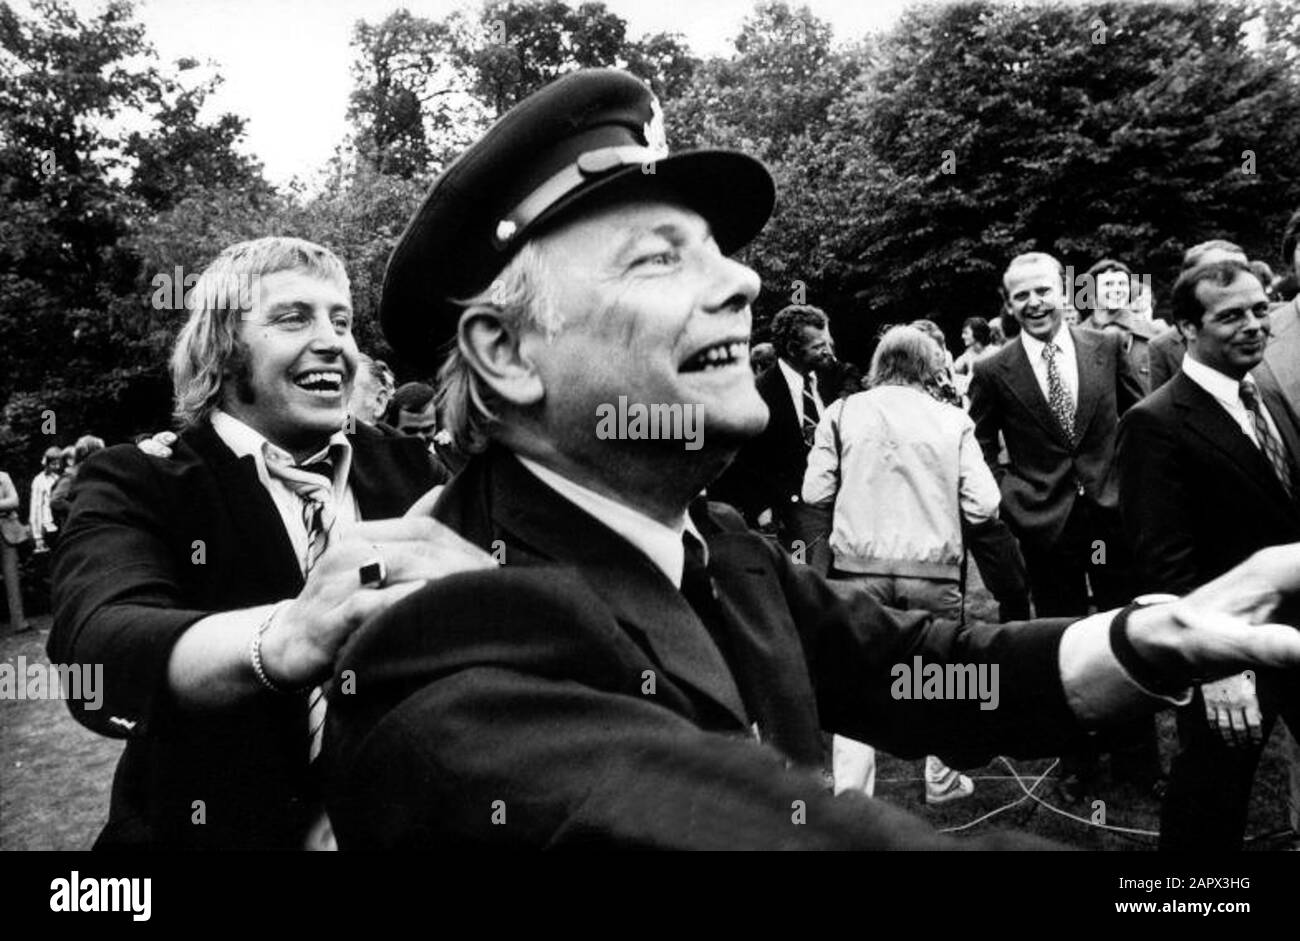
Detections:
[326, 68, 1300, 850]
[381, 67, 775, 366]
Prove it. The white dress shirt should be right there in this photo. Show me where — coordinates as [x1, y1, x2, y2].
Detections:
[518, 456, 705, 588]
[210, 410, 358, 573]
[778, 357, 824, 426]
[1180, 355, 1284, 450]
[1020, 324, 1079, 412]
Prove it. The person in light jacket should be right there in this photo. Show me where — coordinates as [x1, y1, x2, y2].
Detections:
[803, 325, 1002, 803]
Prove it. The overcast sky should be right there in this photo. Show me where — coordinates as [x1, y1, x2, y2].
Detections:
[16, 0, 918, 186]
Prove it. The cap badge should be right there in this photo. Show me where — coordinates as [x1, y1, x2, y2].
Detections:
[495, 219, 518, 244]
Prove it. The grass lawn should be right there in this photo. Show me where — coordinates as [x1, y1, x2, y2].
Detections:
[2, 575, 1296, 850]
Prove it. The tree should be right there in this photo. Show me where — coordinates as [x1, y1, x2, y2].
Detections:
[347, 11, 476, 177]
[345, 1, 697, 178]
[833, 0, 1300, 346]
[0, 0, 269, 465]
[663, 2, 869, 348]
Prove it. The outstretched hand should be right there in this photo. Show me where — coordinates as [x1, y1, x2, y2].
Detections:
[1127, 545, 1300, 688]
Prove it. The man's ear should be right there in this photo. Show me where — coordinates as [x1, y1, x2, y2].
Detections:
[458, 307, 545, 407]
[1177, 320, 1198, 345]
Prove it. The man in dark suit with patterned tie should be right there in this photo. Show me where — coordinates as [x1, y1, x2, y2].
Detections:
[1118, 258, 1300, 850]
[970, 252, 1153, 799]
[323, 69, 1300, 850]
[969, 252, 1144, 618]
[710, 304, 835, 558]
[48, 237, 491, 849]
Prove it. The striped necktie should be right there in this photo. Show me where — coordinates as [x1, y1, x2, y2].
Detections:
[801, 371, 821, 447]
[263, 447, 337, 762]
[1240, 380, 1294, 499]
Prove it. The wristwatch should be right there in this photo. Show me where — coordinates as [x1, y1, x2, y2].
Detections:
[1110, 593, 1181, 694]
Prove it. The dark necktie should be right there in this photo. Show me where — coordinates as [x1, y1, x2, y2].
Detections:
[1240, 381, 1294, 498]
[681, 531, 717, 615]
[1042, 342, 1076, 441]
[800, 372, 820, 447]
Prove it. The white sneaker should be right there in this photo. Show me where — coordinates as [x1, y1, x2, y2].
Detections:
[925, 756, 975, 804]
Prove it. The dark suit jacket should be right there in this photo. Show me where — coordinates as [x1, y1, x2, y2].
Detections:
[1116, 370, 1300, 595]
[1148, 326, 1185, 391]
[968, 327, 1143, 547]
[709, 362, 810, 522]
[325, 448, 1085, 850]
[48, 421, 438, 849]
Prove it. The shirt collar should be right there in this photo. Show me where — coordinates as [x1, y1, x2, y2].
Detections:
[210, 409, 352, 495]
[1020, 321, 1074, 360]
[516, 455, 704, 588]
[1180, 354, 1248, 408]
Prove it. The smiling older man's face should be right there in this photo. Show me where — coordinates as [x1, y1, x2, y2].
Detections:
[517, 199, 769, 459]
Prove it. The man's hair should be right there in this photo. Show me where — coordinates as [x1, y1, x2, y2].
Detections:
[170, 237, 350, 430]
[42, 446, 63, 463]
[769, 305, 828, 361]
[867, 326, 940, 389]
[1281, 209, 1300, 270]
[73, 435, 105, 464]
[1181, 239, 1244, 270]
[436, 240, 561, 454]
[1170, 259, 1258, 329]
[388, 381, 436, 422]
[1001, 252, 1064, 295]
[962, 316, 991, 346]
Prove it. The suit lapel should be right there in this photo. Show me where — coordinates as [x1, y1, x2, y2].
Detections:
[186, 424, 303, 594]
[999, 339, 1071, 447]
[464, 452, 751, 729]
[696, 516, 826, 766]
[1172, 375, 1296, 511]
[1071, 327, 1105, 439]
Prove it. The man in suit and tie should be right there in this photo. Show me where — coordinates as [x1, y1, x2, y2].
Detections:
[969, 252, 1143, 618]
[323, 69, 1300, 850]
[49, 236, 491, 850]
[1117, 258, 1300, 850]
[710, 304, 835, 556]
[971, 252, 1156, 798]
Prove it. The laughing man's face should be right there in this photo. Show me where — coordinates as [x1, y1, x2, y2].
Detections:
[517, 199, 769, 459]
[222, 269, 358, 454]
[1004, 259, 1067, 342]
